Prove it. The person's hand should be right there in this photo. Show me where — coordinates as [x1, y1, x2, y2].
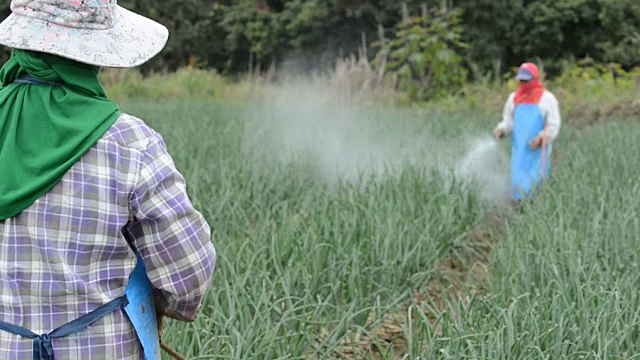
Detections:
[529, 134, 544, 150]
[493, 128, 504, 139]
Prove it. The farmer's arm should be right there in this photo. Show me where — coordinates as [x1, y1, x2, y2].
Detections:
[539, 91, 561, 142]
[495, 92, 516, 136]
[127, 132, 216, 322]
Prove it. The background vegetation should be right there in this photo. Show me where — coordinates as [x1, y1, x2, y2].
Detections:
[3, 1, 640, 99]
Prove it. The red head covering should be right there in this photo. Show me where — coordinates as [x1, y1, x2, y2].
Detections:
[514, 62, 545, 105]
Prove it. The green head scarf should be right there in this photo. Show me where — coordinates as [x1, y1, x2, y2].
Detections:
[0, 49, 121, 220]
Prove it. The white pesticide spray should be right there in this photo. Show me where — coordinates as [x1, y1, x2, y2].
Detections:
[454, 136, 511, 204]
[246, 81, 510, 204]
[248, 82, 422, 184]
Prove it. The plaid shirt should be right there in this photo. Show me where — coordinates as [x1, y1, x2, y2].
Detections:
[0, 114, 216, 359]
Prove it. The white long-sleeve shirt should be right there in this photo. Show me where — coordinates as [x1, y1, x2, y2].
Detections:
[496, 90, 562, 142]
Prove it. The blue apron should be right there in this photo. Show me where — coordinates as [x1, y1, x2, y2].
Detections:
[0, 75, 161, 360]
[511, 103, 550, 201]
[123, 245, 162, 360]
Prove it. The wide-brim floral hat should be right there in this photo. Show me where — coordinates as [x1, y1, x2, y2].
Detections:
[0, 0, 169, 68]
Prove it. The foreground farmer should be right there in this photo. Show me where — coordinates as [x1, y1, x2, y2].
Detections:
[0, 1, 216, 359]
[493, 62, 562, 204]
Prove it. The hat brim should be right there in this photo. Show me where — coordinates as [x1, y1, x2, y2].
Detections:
[516, 73, 534, 81]
[516, 69, 534, 81]
[0, 6, 168, 68]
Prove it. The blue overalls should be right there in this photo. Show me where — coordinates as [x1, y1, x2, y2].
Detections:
[0, 76, 161, 360]
[511, 102, 550, 201]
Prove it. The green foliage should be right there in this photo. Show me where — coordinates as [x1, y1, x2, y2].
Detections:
[461, 0, 640, 76]
[375, 6, 468, 100]
[557, 58, 633, 83]
[596, 0, 640, 67]
[0, 0, 639, 82]
[220, 0, 435, 74]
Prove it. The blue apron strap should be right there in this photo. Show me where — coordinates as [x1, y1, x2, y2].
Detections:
[48, 296, 129, 339]
[0, 295, 128, 360]
[13, 75, 63, 87]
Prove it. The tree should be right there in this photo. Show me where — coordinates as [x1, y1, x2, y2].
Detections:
[375, 4, 469, 100]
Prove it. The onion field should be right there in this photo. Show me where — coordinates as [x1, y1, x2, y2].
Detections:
[121, 97, 640, 360]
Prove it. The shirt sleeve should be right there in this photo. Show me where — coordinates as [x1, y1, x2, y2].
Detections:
[539, 91, 562, 142]
[496, 92, 516, 135]
[126, 132, 216, 322]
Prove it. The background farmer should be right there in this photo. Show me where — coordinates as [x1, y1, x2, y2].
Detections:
[0, 0, 216, 359]
[493, 62, 562, 204]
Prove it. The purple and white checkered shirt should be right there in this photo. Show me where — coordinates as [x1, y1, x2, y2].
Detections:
[0, 114, 216, 359]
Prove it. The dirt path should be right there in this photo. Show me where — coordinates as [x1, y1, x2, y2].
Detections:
[331, 212, 505, 359]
